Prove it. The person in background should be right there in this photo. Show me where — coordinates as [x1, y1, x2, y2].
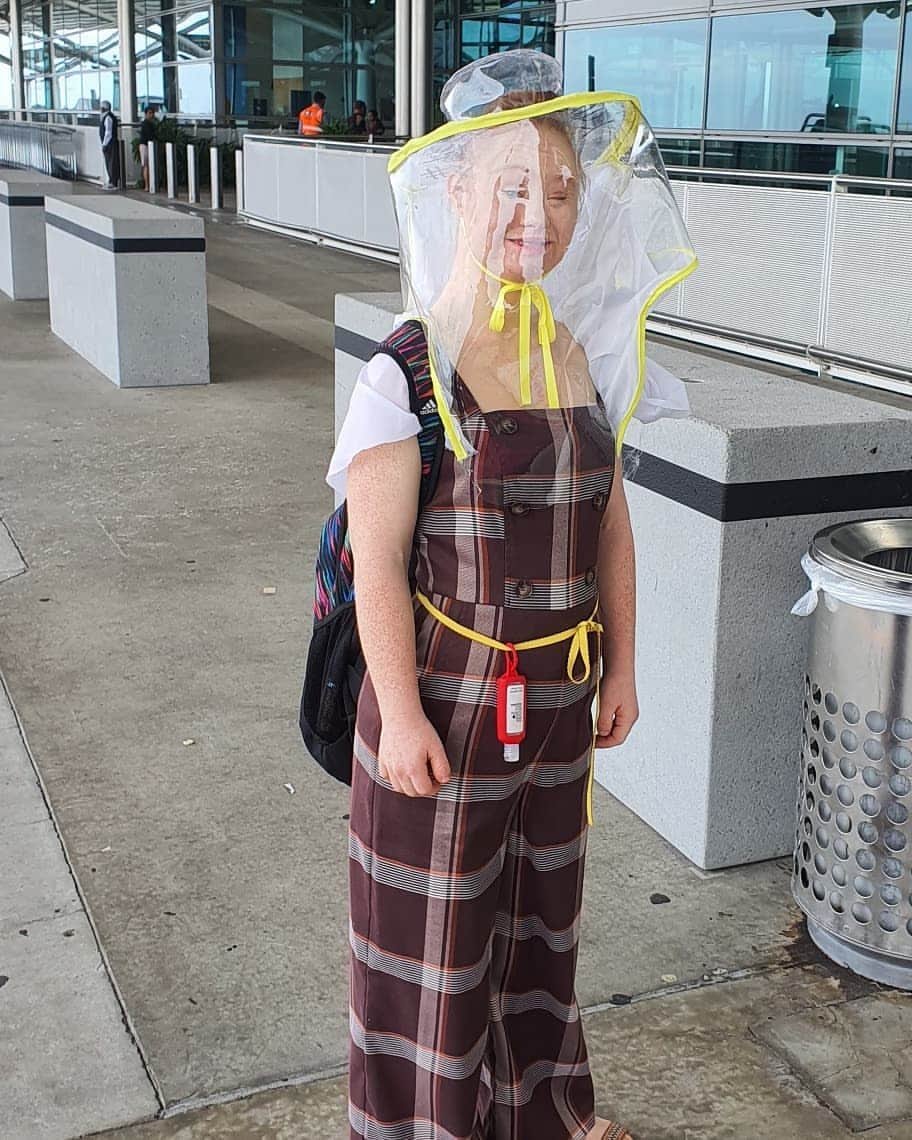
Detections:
[99, 101, 120, 189]
[139, 105, 157, 192]
[348, 100, 367, 133]
[366, 109, 384, 137]
[298, 91, 326, 137]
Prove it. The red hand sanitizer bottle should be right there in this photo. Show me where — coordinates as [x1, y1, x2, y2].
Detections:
[497, 646, 526, 763]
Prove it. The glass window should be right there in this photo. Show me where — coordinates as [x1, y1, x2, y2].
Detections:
[98, 1, 121, 68]
[25, 74, 54, 109]
[17, 0, 122, 114]
[169, 60, 213, 114]
[175, 8, 212, 59]
[459, 0, 544, 10]
[564, 19, 707, 130]
[893, 149, 912, 179]
[136, 61, 164, 108]
[460, 11, 521, 60]
[704, 139, 889, 178]
[272, 63, 302, 117]
[657, 136, 702, 169]
[23, 42, 52, 75]
[899, 10, 912, 132]
[221, 0, 395, 123]
[0, 26, 13, 109]
[272, 11, 301, 60]
[460, 7, 553, 64]
[223, 5, 245, 57]
[82, 67, 117, 110]
[56, 68, 84, 110]
[707, 5, 900, 134]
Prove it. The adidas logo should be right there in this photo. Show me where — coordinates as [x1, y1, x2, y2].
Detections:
[420, 400, 437, 416]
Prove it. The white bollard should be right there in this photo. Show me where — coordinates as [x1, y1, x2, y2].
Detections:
[235, 147, 244, 213]
[147, 142, 158, 194]
[165, 141, 176, 198]
[187, 144, 199, 203]
[210, 145, 222, 210]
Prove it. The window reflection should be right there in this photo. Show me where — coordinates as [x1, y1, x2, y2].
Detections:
[704, 139, 889, 179]
[460, 7, 553, 65]
[899, 10, 912, 133]
[459, 0, 544, 10]
[657, 137, 702, 169]
[894, 149, 912, 180]
[564, 20, 708, 130]
[0, 25, 13, 109]
[707, 6, 900, 134]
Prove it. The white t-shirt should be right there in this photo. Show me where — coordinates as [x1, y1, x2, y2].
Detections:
[327, 350, 689, 499]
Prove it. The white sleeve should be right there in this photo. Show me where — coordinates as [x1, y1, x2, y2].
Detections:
[102, 115, 114, 147]
[326, 353, 422, 498]
[590, 352, 691, 432]
[634, 357, 691, 424]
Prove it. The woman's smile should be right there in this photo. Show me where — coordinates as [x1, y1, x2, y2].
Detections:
[505, 233, 552, 258]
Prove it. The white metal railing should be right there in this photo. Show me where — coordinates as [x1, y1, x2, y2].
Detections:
[241, 134, 400, 257]
[0, 120, 78, 178]
[656, 167, 912, 394]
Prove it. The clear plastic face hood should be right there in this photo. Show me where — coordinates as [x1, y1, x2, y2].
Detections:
[388, 49, 697, 459]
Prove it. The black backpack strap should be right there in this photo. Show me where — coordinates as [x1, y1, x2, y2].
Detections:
[373, 320, 444, 507]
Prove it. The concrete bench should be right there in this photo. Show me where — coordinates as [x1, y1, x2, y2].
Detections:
[45, 195, 209, 387]
[335, 291, 912, 870]
[0, 170, 73, 300]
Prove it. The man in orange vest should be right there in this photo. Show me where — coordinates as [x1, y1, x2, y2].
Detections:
[298, 91, 326, 136]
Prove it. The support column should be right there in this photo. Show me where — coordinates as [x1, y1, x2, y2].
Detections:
[394, 0, 410, 137]
[9, 0, 26, 115]
[409, 0, 431, 137]
[117, 0, 136, 121]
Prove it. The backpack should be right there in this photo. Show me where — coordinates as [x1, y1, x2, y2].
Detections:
[299, 321, 444, 784]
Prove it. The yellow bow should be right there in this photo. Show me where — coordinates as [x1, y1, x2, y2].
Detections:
[488, 281, 560, 409]
[563, 618, 604, 684]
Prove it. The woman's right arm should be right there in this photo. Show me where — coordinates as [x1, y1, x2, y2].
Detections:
[347, 439, 451, 797]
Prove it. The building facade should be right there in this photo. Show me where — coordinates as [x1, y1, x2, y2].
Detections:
[1, 0, 911, 179]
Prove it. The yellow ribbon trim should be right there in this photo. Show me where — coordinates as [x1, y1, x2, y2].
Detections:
[594, 98, 642, 169]
[416, 590, 603, 825]
[613, 255, 699, 456]
[489, 280, 560, 408]
[388, 91, 644, 175]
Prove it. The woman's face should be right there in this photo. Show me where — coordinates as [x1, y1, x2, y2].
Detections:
[458, 118, 581, 283]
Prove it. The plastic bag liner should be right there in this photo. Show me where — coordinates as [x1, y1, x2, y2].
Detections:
[387, 49, 697, 461]
[792, 552, 912, 618]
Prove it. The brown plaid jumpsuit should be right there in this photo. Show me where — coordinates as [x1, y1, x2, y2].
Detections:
[349, 331, 616, 1140]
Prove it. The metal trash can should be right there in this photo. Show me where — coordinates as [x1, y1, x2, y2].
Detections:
[792, 518, 912, 989]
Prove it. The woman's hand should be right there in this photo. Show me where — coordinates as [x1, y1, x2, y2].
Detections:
[595, 669, 639, 749]
[378, 713, 452, 797]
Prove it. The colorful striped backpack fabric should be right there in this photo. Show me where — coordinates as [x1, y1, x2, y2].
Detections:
[300, 321, 444, 784]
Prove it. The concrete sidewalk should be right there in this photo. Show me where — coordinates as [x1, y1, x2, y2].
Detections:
[2, 219, 911, 1139]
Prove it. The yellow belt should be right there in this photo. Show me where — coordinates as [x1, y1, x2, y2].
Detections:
[415, 591, 603, 826]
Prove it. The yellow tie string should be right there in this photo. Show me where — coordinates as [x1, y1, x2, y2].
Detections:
[415, 591, 603, 825]
[488, 281, 560, 409]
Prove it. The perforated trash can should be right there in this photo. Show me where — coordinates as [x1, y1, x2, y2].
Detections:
[792, 518, 912, 989]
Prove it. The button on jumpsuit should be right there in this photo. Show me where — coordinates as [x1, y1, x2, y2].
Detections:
[349, 337, 617, 1140]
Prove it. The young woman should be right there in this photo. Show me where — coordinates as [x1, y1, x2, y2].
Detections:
[329, 50, 696, 1140]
